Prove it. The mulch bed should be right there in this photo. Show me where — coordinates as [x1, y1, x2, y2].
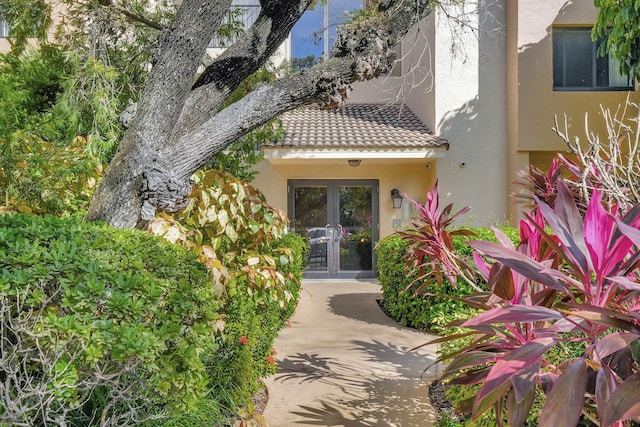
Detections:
[428, 379, 468, 424]
[252, 383, 268, 414]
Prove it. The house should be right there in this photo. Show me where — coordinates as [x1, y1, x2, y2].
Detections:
[2, 1, 638, 279]
[249, 0, 639, 278]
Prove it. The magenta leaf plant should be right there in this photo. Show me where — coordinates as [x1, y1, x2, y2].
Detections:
[418, 178, 640, 426]
[398, 181, 480, 292]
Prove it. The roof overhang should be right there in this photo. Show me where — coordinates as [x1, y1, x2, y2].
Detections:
[262, 147, 448, 164]
[264, 104, 449, 161]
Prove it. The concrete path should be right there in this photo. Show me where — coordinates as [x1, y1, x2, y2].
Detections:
[262, 280, 442, 427]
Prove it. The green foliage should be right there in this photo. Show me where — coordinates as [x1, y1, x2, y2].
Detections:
[150, 169, 306, 423]
[375, 226, 518, 335]
[0, 0, 51, 54]
[418, 178, 640, 426]
[203, 232, 306, 418]
[0, 213, 222, 425]
[0, 46, 102, 214]
[594, 0, 640, 80]
[151, 169, 303, 306]
[1, 1, 271, 170]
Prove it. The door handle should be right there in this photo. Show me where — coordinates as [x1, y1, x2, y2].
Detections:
[335, 224, 343, 242]
[325, 224, 332, 238]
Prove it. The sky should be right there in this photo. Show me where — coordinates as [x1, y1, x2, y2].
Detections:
[291, 0, 363, 63]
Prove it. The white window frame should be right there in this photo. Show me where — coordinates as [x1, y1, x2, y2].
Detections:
[0, 17, 8, 38]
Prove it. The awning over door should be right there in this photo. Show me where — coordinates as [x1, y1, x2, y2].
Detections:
[262, 103, 449, 162]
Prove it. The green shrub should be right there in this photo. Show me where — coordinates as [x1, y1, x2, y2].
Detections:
[375, 226, 518, 334]
[0, 214, 221, 426]
[149, 170, 307, 424]
[0, 47, 102, 216]
[204, 232, 307, 417]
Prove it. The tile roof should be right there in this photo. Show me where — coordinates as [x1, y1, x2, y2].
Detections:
[267, 104, 449, 150]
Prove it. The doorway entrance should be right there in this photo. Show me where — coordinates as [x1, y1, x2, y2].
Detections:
[288, 179, 379, 279]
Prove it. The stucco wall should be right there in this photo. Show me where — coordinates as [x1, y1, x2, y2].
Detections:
[517, 1, 639, 153]
[430, 0, 509, 226]
[355, 2, 510, 227]
[251, 159, 436, 240]
[508, 0, 640, 220]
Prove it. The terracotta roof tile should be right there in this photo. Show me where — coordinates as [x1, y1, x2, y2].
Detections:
[268, 104, 449, 150]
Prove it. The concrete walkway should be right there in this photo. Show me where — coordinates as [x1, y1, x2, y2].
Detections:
[262, 280, 442, 427]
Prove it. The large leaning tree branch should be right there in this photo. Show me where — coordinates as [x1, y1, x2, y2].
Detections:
[85, 0, 436, 229]
[171, 0, 315, 139]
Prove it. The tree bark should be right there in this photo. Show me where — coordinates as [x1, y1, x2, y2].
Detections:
[85, 0, 435, 228]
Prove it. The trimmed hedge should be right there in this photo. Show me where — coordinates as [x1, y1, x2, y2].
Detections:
[0, 214, 221, 426]
[375, 226, 519, 334]
[0, 214, 306, 426]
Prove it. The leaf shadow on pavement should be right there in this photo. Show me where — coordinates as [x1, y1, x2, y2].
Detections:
[273, 340, 439, 426]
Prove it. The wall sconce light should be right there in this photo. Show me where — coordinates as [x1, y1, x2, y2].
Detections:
[391, 188, 403, 209]
[348, 159, 361, 167]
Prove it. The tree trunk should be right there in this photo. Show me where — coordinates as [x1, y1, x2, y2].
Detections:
[85, 0, 435, 228]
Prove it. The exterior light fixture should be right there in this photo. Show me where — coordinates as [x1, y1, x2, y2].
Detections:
[348, 159, 361, 167]
[391, 188, 403, 209]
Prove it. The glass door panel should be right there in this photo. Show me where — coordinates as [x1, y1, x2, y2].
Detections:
[292, 185, 331, 273]
[289, 180, 378, 279]
[338, 185, 373, 271]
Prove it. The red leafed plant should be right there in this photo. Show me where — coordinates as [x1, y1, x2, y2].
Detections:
[413, 179, 640, 427]
[398, 181, 481, 292]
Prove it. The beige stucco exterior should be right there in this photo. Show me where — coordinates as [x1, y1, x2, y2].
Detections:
[253, 1, 511, 230]
[506, 0, 640, 219]
[250, 0, 640, 278]
[254, 158, 438, 239]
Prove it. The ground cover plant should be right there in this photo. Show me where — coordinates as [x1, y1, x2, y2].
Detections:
[404, 174, 640, 427]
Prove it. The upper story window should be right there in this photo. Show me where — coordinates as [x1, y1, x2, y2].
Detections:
[290, 0, 363, 70]
[209, 1, 261, 48]
[553, 27, 633, 91]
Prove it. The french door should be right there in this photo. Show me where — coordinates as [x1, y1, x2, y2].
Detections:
[288, 179, 379, 279]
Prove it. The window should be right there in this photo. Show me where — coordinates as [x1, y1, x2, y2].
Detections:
[553, 27, 633, 91]
[290, 0, 363, 70]
[209, 1, 261, 48]
[0, 16, 8, 38]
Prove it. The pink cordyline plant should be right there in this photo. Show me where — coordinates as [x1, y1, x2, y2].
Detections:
[411, 180, 640, 427]
[398, 181, 480, 292]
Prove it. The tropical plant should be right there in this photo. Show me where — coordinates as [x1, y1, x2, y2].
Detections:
[594, 0, 640, 80]
[149, 168, 300, 307]
[421, 180, 640, 427]
[397, 181, 482, 291]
